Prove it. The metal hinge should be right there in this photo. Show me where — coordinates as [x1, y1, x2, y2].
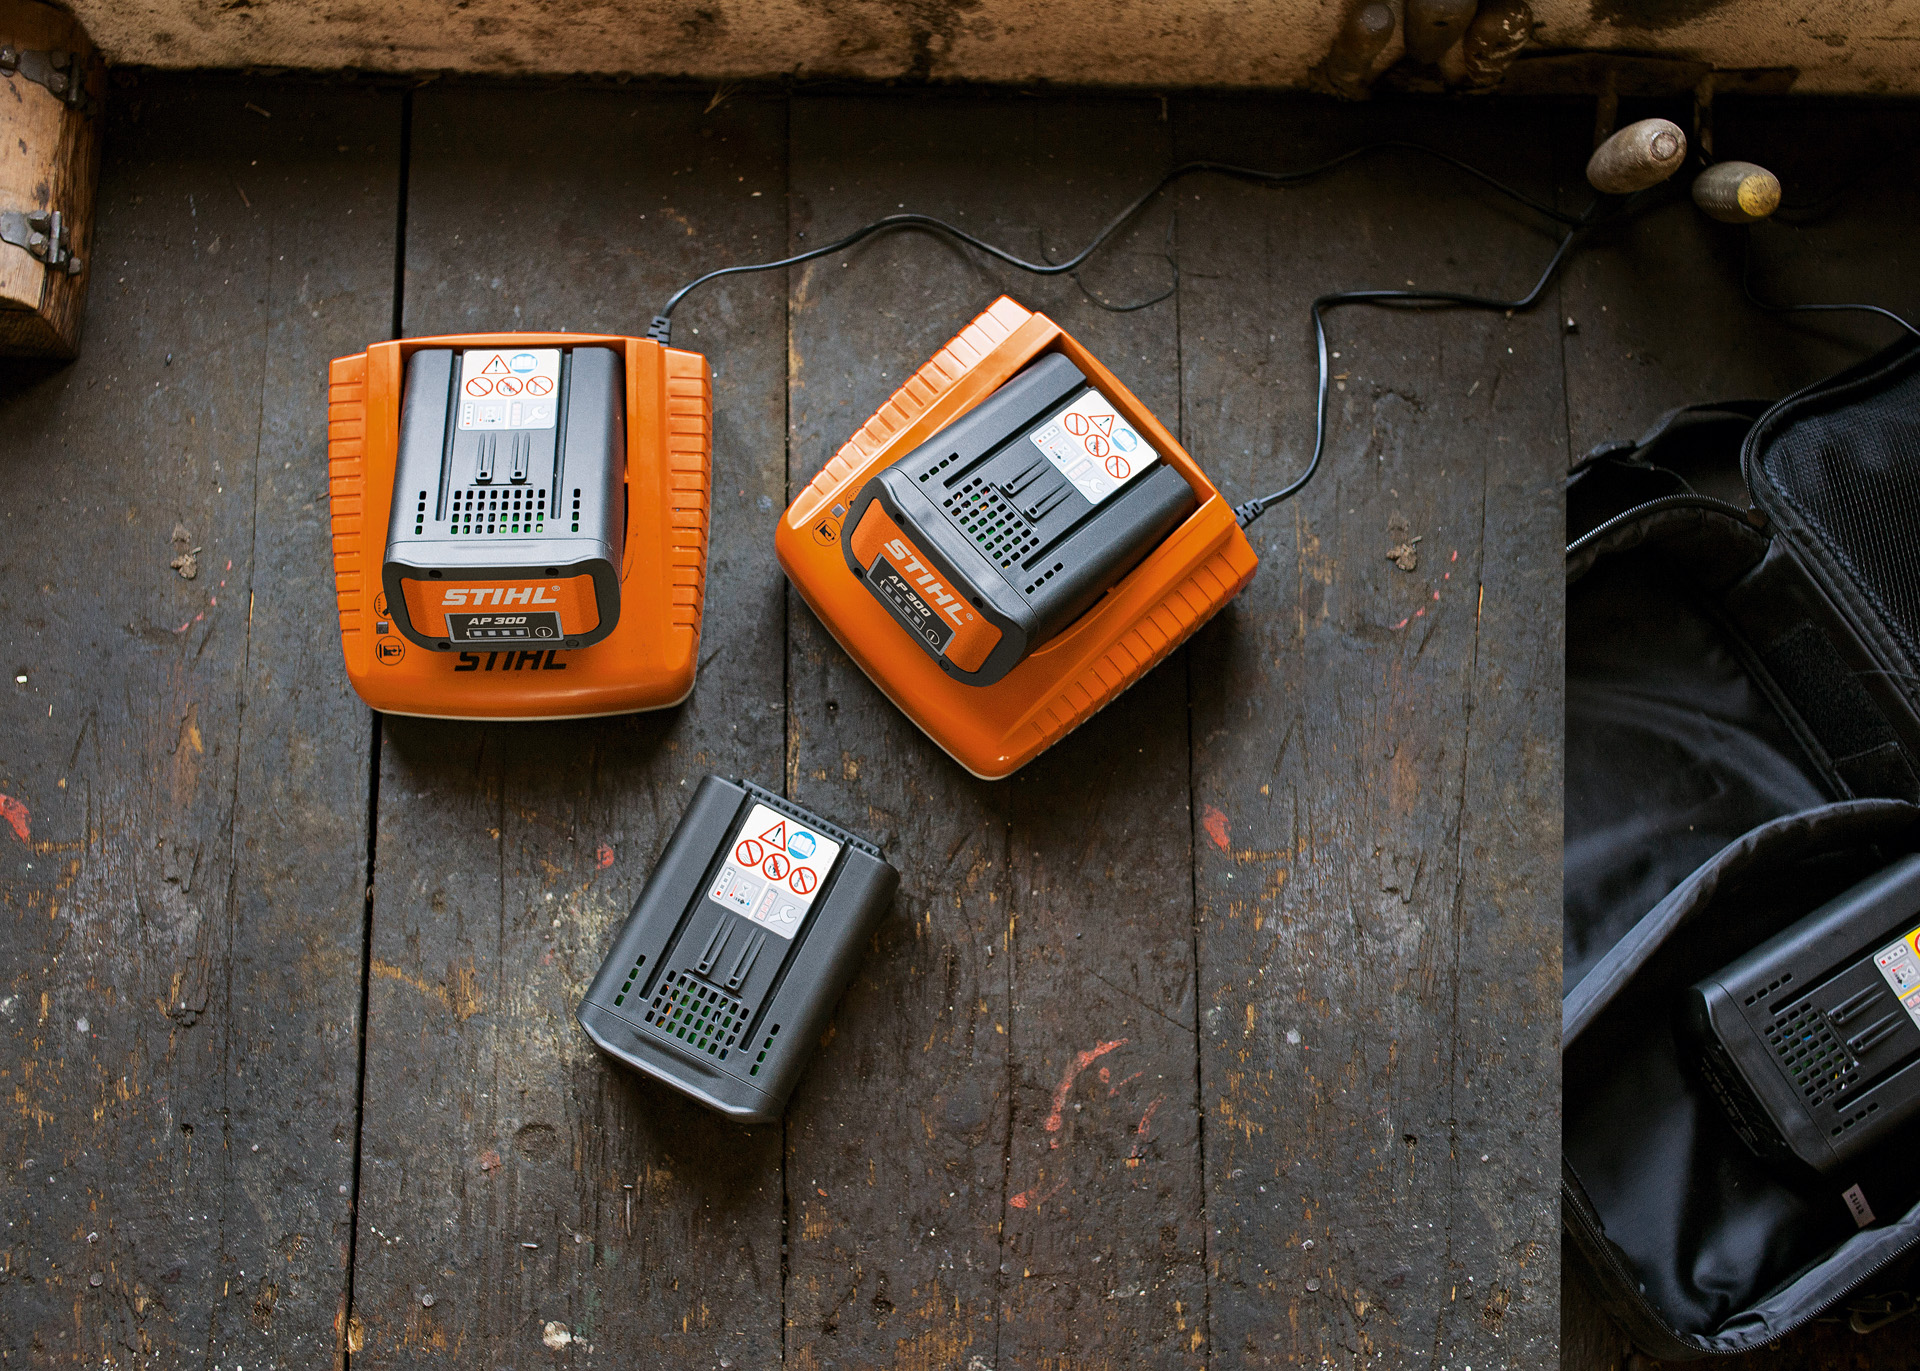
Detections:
[0, 208, 83, 276]
[0, 45, 91, 114]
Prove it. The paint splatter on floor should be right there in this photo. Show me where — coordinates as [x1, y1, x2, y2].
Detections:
[1044, 1038, 1128, 1145]
[1202, 806, 1230, 852]
[0, 795, 28, 842]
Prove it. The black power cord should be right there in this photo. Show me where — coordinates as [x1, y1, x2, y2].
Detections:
[1229, 202, 1604, 526]
[1740, 229, 1920, 341]
[650, 144, 1593, 528]
[649, 145, 1915, 530]
[646, 143, 1584, 347]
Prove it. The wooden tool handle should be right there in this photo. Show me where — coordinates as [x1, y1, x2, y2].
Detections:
[1586, 118, 1688, 194]
[1692, 161, 1782, 223]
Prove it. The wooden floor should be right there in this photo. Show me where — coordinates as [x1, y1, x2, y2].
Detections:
[0, 76, 1913, 1369]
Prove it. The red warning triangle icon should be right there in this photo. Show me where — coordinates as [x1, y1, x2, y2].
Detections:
[480, 354, 510, 375]
[1091, 414, 1115, 436]
[756, 819, 788, 850]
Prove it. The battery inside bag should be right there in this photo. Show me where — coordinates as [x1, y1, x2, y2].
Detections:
[1566, 505, 1920, 1339]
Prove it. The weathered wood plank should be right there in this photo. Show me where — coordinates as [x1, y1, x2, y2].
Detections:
[348, 86, 790, 1368]
[782, 92, 1209, 1369]
[1557, 97, 1920, 1371]
[0, 75, 398, 1368]
[1176, 95, 1565, 1368]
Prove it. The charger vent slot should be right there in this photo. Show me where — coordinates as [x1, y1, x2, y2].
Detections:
[944, 478, 1038, 569]
[1767, 1004, 1859, 1106]
[450, 487, 548, 536]
[642, 969, 741, 1060]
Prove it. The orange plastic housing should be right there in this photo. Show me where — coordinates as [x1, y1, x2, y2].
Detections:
[327, 332, 711, 720]
[777, 298, 1259, 779]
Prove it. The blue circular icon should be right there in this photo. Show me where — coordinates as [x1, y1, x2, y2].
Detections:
[510, 353, 538, 373]
[788, 830, 817, 859]
[1113, 426, 1139, 453]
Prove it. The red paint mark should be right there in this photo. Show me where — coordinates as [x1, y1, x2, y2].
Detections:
[1432, 591, 1440, 601]
[1450, 549, 1458, 562]
[1394, 617, 1409, 630]
[209, 597, 218, 607]
[1107, 1070, 1143, 1097]
[1044, 1038, 1128, 1146]
[1415, 608, 1426, 618]
[1443, 572, 1450, 581]
[173, 620, 192, 634]
[1129, 1096, 1166, 1157]
[1202, 806, 1230, 852]
[596, 844, 615, 868]
[225, 559, 233, 571]
[816, 1187, 828, 1198]
[1097, 1066, 1110, 1084]
[0, 795, 28, 842]
[478, 1149, 502, 1173]
[1009, 1177, 1068, 1210]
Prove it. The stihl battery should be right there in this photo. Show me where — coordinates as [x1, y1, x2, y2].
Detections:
[1685, 853, 1920, 1174]
[842, 351, 1196, 686]
[382, 343, 625, 652]
[578, 776, 899, 1122]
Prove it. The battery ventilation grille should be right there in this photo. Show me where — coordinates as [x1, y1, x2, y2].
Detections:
[1024, 561, 1065, 596]
[413, 490, 427, 537]
[1767, 1003, 1860, 1106]
[748, 1022, 782, 1078]
[450, 487, 548, 536]
[1743, 971, 1793, 1008]
[610, 953, 647, 1007]
[944, 479, 1039, 569]
[1832, 1100, 1881, 1137]
[643, 969, 742, 1060]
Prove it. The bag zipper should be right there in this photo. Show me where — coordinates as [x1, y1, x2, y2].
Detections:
[1566, 491, 1758, 559]
[1565, 1167, 1920, 1356]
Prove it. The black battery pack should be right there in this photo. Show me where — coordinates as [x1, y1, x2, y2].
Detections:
[842, 351, 1197, 686]
[577, 776, 899, 1122]
[1683, 853, 1920, 1174]
[383, 344, 626, 651]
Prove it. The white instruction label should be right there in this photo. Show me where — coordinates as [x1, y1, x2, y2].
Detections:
[1843, 1183, 1877, 1228]
[706, 803, 842, 941]
[1872, 922, 1920, 1032]
[457, 348, 560, 431]
[1028, 386, 1160, 505]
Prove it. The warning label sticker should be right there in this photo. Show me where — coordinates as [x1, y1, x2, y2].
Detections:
[1872, 923, 1920, 1032]
[458, 348, 561, 432]
[1028, 386, 1159, 505]
[706, 803, 842, 940]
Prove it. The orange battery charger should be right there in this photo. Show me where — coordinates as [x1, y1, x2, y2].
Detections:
[777, 298, 1259, 779]
[327, 332, 712, 719]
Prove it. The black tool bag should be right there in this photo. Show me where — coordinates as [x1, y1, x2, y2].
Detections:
[1563, 337, 1920, 1358]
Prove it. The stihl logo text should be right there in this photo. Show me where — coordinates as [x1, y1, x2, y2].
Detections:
[441, 585, 562, 608]
[883, 538, 971, 626]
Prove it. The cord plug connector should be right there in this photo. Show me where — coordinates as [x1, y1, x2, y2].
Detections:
[646, 315, 673, 346]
